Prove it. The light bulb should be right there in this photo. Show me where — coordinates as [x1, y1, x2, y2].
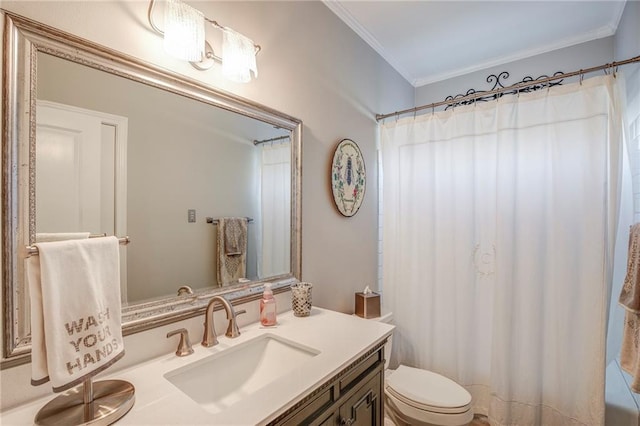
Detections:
[163, 0, 205, 62]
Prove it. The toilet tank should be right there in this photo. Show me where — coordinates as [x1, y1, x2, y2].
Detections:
[371, 312, 393, 370]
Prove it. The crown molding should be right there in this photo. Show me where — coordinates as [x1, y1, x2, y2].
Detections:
[413, 24, 618, 87]
[324, 0, 626, 88]
[322, 0, 415, 85]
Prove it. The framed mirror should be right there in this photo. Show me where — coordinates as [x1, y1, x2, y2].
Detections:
[2, 12, 302, 367]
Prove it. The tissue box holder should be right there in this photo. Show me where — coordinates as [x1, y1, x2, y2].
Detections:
[355, 292, 380, 319]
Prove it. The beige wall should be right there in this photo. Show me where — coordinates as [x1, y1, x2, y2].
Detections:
[0, 0, 413, 408]
[1, 0, 413, 309]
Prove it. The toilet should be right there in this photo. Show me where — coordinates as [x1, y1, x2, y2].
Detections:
[367, 312, 473, 426]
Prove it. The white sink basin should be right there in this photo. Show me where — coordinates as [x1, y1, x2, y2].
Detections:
[164, 333, 320, 414]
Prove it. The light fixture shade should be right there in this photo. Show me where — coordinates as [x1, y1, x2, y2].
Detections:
[222, 27, 258, 83]
[163, 0, 205, 62]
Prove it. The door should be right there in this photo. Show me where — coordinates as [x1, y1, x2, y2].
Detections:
[36, 100, 128, 297]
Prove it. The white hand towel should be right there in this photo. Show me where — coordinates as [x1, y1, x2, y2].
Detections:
[27, 236, 124, 392]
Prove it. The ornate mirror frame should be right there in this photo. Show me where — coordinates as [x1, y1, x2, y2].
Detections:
[1, 11, 302, 367]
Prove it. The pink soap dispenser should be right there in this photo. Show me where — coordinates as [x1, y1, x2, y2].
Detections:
[260, 283, 277, 326]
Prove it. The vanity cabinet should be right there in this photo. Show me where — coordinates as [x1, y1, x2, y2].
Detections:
[337, 373, 381, 425]
[270, 342, 385, 426]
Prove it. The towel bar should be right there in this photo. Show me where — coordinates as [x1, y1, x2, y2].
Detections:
[206, 217, 253, 224]
[25, 236, 130, 257]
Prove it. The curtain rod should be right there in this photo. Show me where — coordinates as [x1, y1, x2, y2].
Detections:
[253, 135, 290, 145]
[376, 55, 640, 122]
[205, 217, 254, 224]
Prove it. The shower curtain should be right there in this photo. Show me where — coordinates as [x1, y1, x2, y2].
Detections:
[258, 140, 291, 278]
[380, 75, 626, 425]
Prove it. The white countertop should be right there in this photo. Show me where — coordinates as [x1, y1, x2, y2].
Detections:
[1, 308, 393, 425]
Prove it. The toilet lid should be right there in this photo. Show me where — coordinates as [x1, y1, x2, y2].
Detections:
[386, 365, 472, 412]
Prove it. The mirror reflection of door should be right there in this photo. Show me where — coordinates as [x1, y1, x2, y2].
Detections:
[35, 100, 128, 299]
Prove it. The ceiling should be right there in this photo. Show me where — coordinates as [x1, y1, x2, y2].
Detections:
[324, 1, 628, 87]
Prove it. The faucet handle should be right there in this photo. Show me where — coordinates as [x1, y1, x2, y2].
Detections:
[167, 328, 194, 357]
[225, 309, 247, 338]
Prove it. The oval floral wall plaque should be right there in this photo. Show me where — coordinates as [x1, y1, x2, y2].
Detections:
[331, 139, 366, 217]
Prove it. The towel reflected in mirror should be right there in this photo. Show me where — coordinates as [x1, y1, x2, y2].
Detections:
[217, 217, 248, 285]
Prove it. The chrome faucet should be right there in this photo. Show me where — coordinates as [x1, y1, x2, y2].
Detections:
[202, 296, 246, 347]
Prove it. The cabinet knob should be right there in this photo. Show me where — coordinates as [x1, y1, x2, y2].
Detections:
[340, 418, 354, 426]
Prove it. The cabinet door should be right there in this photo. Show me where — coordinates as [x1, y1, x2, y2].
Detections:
[337, 373, 381, 426]
[312, 410, 338, 426]
[279, 386, 335, 426]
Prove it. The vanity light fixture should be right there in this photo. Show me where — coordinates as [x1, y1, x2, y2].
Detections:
[162, 0, 205, 62]
[147, 0, 261, 82]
